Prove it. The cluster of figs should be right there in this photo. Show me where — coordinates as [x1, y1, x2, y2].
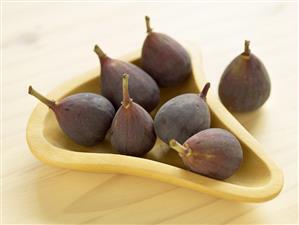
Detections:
[29, 16, 271, 180]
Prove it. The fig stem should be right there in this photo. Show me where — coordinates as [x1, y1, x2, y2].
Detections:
[94, 45, 107, 58]
[122, 73, 132, 108]
[169, 139, 188, 155]
[28, 86, 56, 109]
[243, 40, 251, 56]
[145, 16, 153, 33]
[200, 82, 211, 99]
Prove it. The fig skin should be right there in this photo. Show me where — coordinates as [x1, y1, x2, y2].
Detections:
[110, 74, 156, 156]
[154, 83, 211, 144]
[170, 128, 243, 180]
[218, 40, 271, 112]
[141, 16, 192, 87]
[28, 87, 115, 146]
[94, 45, 160, 112]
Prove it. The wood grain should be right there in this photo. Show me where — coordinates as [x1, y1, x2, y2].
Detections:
[2, 2, 298, 224]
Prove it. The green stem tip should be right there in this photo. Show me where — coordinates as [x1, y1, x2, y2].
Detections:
[28, 86, 56, 109]
[145, 15, 153, 33]
[200, 82, 210, 99]
[169, 139, 190, 156]
[94, 44, 107, 58]
[122, 73, 132, 108]
[243, 40, 251, 56]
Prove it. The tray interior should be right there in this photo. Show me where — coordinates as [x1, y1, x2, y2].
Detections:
[42, 59, 271, 187]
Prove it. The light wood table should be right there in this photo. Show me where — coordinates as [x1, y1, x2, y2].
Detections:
[2, 2, 298, 224]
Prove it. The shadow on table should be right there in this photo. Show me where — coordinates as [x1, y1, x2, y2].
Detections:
[232, 107, 266, 135]
[34, 168, 261, 224]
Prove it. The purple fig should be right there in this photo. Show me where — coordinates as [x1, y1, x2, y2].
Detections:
[94, 45, 160, 112]
[141, 16, 192, 87]
[110, 74, 156, 156]
[154, 83, 211, 144]
[169, 128, 243, 180]
[218, 40, 271, 112]
[28, 86, 115, 146]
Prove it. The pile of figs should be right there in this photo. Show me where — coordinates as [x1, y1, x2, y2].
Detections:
[29, 16, 271, 180]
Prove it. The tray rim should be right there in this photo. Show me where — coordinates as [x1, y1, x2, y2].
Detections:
[26, 45, 283, 202]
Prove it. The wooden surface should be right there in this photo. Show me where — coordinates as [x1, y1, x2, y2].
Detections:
[2, 2, 298, 224]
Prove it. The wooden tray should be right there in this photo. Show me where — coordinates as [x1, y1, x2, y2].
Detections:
[26, 45, 283, 202]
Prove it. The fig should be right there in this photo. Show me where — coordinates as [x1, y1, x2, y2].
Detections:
[141, 16, 192, 87]
[94, 44, 160, 112]
[218, 40, 271, 112]
[28, 86, 115, 146]
[169, 128, 243, 180]
[154, 83, 211, 144]
[110, 74, 156, 156]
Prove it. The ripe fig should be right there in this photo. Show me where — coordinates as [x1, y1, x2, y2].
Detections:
[218, 40, 271, 112]
[169, 128, 243, 180]
[94, 44, 160, 112]
[154, 83, 211, 144]
[110, 74, 156, 156]
[141, 16, 192, 87]
[28, 86, 115, 146]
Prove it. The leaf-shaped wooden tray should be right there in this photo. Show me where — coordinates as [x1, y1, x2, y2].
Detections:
[26, 45, 283, 202]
